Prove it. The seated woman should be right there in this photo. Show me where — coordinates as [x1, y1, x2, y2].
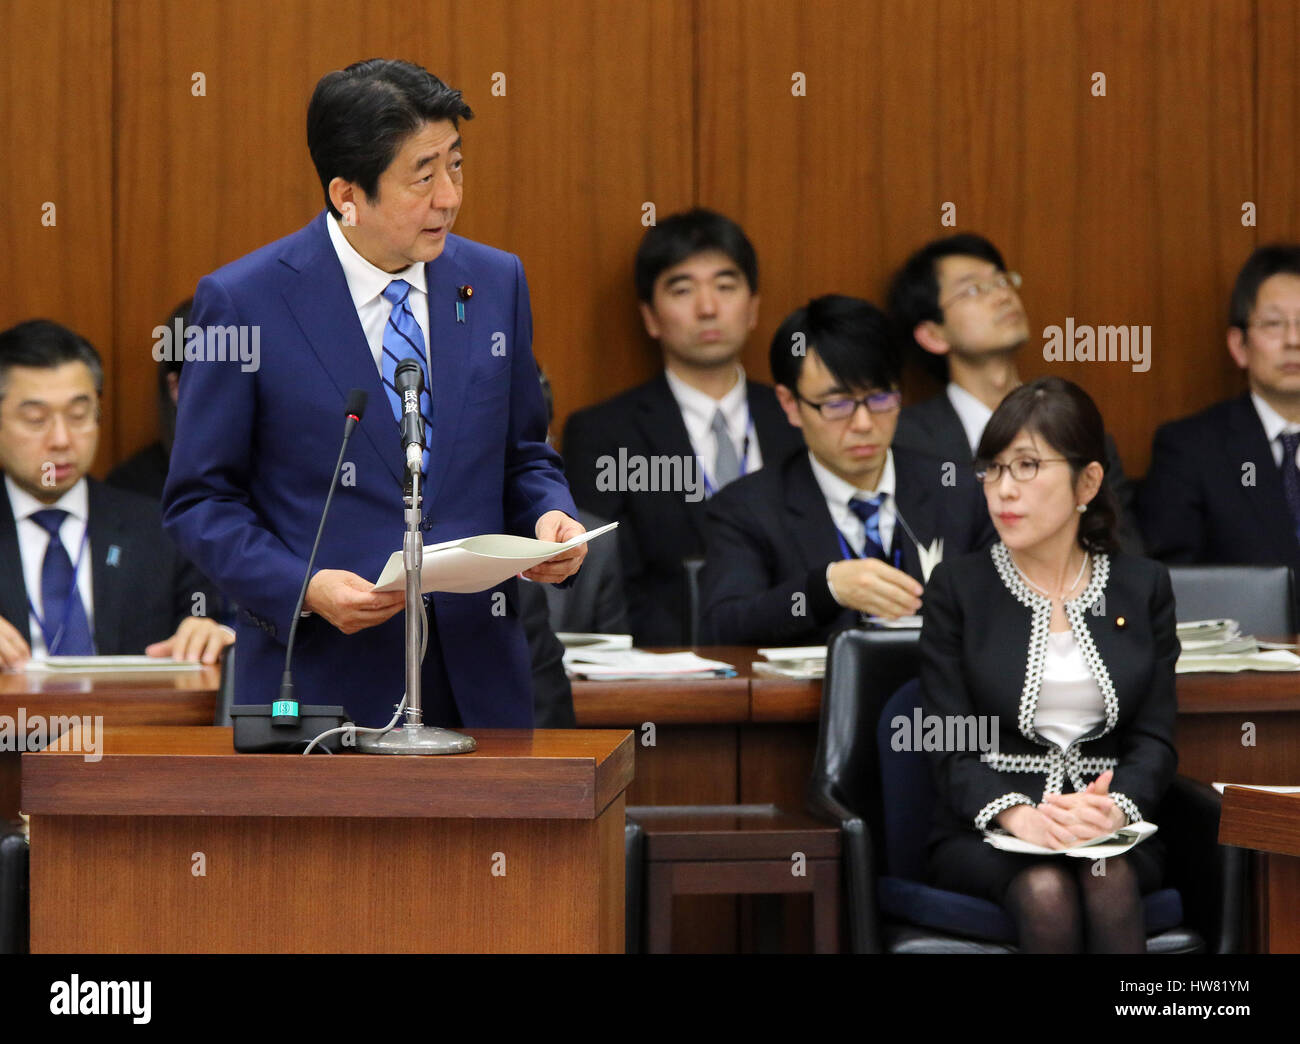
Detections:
[920, 376, 1177, 953]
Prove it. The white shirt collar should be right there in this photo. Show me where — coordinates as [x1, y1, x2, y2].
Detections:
[1251, 391, 1300, 443]
[806, 447, 896, 507]
[325, 213, 427, 311]
[6, 474, 89, 526]
[664, 364, 749, 437]
[946, 382, 994, 454]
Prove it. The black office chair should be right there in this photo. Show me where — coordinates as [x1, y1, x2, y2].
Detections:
[624, 819, 645, 953]
[1167, 564, 1295, 636]
[0, 829, 29, 954]
[680, 555, 707, 646]
[806, 626, 1247, 953]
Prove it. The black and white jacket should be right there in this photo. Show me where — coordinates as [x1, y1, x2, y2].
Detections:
[920, 543, 1179, 842]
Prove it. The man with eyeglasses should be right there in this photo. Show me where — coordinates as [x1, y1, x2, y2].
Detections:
[1141, 244, 1300, 618]
[699, 296, 994, 645]
[887, 234, 1141, 551]
[0, 320, 231, 668]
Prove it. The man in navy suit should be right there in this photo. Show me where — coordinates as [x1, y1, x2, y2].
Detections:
[163, 60, 584, 728]
[562, 210, 802, 644]
[887, 233, 1142, 552]
[1141, 244, 1300, 619]
[701, 296, 995, 646]
[0, 320, 230, 668]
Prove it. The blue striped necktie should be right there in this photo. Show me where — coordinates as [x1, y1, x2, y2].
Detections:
[847, 494, 887, 561]
[380, 279, 433, 474]
[29, 509, 95, 655]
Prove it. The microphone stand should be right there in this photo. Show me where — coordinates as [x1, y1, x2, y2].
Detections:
[358, 466, 476, 755]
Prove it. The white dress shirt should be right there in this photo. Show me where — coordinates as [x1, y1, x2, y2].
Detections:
[807, 449, 898, 558]
[1250, 392, 1300, 469]
[946, 382, 994, 455]
[325, 213, 433, 378]
[1034, 629, 1105, 750]
[6, 475, 93, 657]
[664, 365, 762, 486]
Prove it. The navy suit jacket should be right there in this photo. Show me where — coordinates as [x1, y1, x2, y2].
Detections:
[562, 374, 803, 644]
[1140, 393, 1300, 618]
[1, 477, 211, 655]
[162, 213, 576, 727]
[699, 445, 997, 645]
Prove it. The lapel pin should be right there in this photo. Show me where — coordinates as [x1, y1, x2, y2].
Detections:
[1114, 615, 1127, 630]
[456, 285, 472, 324]
[106, 545, 121, 567]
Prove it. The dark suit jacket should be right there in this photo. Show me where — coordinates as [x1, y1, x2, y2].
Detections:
[893, 391, 1145, 554]
[562, 373, 803, 644]
[920, 546, 1178, 844]
[163, 213, 576, 728]
[1, 476, 211, 654]
[517, 577, 576, 728]
[1140, 395, 1300, 621]
[542, 508, 628, 635]
[699, 445, 997, 645]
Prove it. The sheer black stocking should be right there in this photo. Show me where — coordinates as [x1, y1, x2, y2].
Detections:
[1074, 854, 1145, 954]
[1004, 864, 1082, 953]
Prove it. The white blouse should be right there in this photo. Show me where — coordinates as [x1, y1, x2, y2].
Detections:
[1033, 629, 1105, 750]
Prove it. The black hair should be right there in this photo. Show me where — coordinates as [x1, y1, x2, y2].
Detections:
[1229, 244, 1300, 331]
[975, 376, 1119, 554]
[634, 209, 758, 303]
[0, 319, 104, 400]
[769, 294, 899, 395]
[307, 58, 474, 219]
[886, 233, 1008, 382]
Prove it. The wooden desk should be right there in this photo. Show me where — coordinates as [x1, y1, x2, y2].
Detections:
[0, 665, 220, 826]
[1219, 786, 1300, 953]
[25, 725, 633, 953]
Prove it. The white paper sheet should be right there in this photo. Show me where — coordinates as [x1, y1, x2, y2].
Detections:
[23, 656, 205, 672]
[983, 820, 1158, 859]
[371, 522, 618, 594]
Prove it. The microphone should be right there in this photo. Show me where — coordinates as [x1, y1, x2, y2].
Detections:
[394, 358, 425, 473]
[270, 389, 368, 729]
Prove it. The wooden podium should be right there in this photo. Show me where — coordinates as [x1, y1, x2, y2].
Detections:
[1219, 785, 1300, 953]
[23, 725, 632, 953]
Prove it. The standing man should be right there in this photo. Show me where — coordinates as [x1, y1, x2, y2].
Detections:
[887, 233, 1142, 551]
[163, 59, 584, 728]
[0, 320, 230, 667]
[562, 209, 802, 645]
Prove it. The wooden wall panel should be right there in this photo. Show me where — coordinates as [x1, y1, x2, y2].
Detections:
[0, 1, 114, 472]
[111, 0, 692, 463]
[698, 0, 1256, 477]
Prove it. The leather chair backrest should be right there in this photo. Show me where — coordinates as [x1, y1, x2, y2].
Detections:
[875, 678, 934, 880]
[807, 626, 921, 841]
[1166, 564, 1295, 637]
[680, 555, 707, 646]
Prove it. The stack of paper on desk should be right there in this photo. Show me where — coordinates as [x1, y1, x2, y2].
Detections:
[556, 633, 634, 652]
[1174, 618, 1300, 673]
[563, 649, 736, 680]
[752, 646, 827, 680]
[984, 820, 1158, 859]
[371, 522, 617, 594]
[23, 656, 205, 672]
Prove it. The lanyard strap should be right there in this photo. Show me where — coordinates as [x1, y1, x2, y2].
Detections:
[836, 523, 903, 569]
[27, 527, 90, 653]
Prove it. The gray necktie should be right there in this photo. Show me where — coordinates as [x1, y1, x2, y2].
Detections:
[710, 409, 741, 490]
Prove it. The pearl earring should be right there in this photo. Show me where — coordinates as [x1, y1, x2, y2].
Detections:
[341, 203, 357, 227]
[1076, 504, 1087, 513]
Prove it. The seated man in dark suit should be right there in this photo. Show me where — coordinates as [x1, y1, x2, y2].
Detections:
[1141, 244, 1300, 617]
[887, 233, 1142, 551]
[701, 295, 995, 646]
[562, 209, 802, 644]
[0, 320, 231, 668]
